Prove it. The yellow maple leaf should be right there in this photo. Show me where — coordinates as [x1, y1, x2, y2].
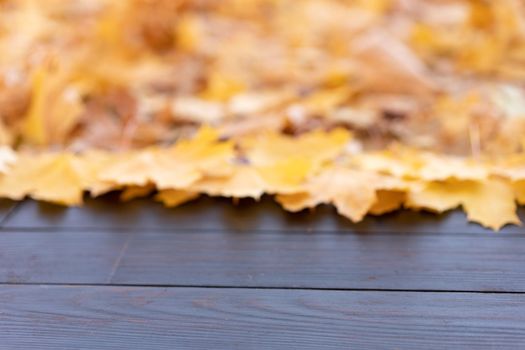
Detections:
[99, 149, 197, 188]
[22, 68, 48, 145]
[174, 14, 202, 52]
[190, 165, 266, 199]
[407, 179, 520, 230]
[256, 157, 314, 194]
[276, 167, 377, 222]
[243, 128, 351, 166]
[0, 154, 43, 201]
[351, 30, 435, 95]
[155, 190, 199, 208]
[29, 154, 85, 206]
[369, 190, 406, 215]
[301, 87, 353, 115]
[514, 181, 525, 205]
[0, 146, 17, 174]
[493, 155, 525, 181]
[120, 184, 156, 202]
[0, 153, 84, 205]
[22, 64, 84, 146]
[355, 148, 489, 181]
[100, 126, 234, 189]
[242, 128, 351, 193]
[228, 89, 296, 116]
[0, 120, 14, 147]
[75, 151, 122, 197]
[201, 71, 246, 102]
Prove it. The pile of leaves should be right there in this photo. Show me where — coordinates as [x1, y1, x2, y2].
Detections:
[1, 0, 525, 230]
[1, 127, 524, 230]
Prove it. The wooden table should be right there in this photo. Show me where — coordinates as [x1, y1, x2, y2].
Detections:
[1, 195, 525, 349]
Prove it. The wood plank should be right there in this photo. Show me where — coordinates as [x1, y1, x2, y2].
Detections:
[0, 199, 17, 225]
[0, 231, 129, 284]
[3, 229, 525, 291]
[4, 196, 525, 234]
[113, 231, 525, 291]
[1, 285, 524, 350]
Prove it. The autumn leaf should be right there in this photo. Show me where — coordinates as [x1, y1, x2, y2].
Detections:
[155, 190, 199, 208]
[120, 184, 156, 202]
[369, 190, 406, 215]
[22, 64, 85, 146]
[0, 153, 84, 205]
[242, 128, 351, 193]
[243, 128, 351, 166]
[355, 147, 489, 181]
[100, 126, 235, 189]
[351, 30, 435, 95]
[406, 179, 521, 230]
[190, 165, 266, 200]
[0, 1, 525, 231]
[0, 146, 17, 174]
[76, 151, 122, 197]
[276, 167, 378, 222]
[256, 157, 314, 193]
[514, 181, 525, 205]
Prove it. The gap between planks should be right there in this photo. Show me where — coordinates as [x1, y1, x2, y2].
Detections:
[0, 201, 24, 227]
[1, 282, 525, 295]
[0, 225, 523, 237]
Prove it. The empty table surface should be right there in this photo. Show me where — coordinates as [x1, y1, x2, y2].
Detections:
[1, 196, 524, 349]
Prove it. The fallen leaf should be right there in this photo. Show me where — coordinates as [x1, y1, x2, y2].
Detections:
[190, 165, 266, 199]
[244, 128, 351, 173]
[155, 190, 199, 208]
[120, 184, 155, 201]
[514, 181, 525, 205]
[369, 190, 406, 215]
[407, 179, 520, 230]
[0, 146, 17, 174]
[22, 64, 85, 146]
[355, 148, 489, 181]
[0, 153, 84, 205]
[276, 167, 377, 222]
[100, 126, 234, 189]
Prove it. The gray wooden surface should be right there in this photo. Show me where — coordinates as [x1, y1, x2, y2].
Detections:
[0, 197, 524, 349]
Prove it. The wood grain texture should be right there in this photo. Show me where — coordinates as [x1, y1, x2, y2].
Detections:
[1, 285, 524, 350]
[0, 231, 129, 284]
[113, 231, 525, 291]
[3, 229, 525, 291]
[0, 199, 17, 226]
[4, 196, 525, 234]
